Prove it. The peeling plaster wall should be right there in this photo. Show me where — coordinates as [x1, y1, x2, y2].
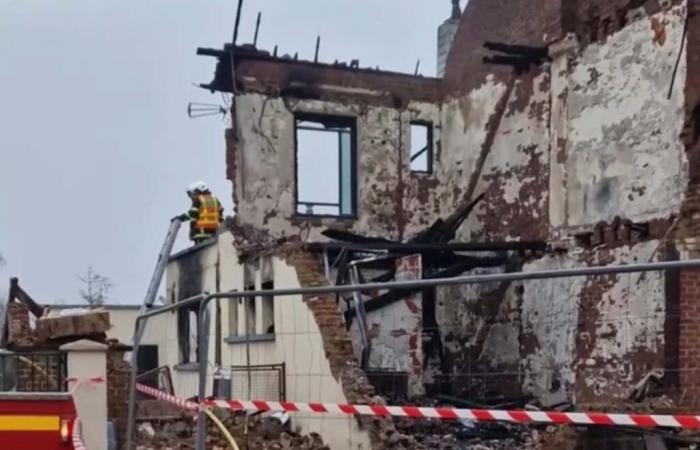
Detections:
[349, 255, 424, 397]
[564, 5, 688, 227]
[434, 265, 523, 399]
[225, 1, 691, 409]
[232, 93, 443, 241]
[519, 241, 666, 406]
[435, 242, 667, 405]
[431, 5, 688, 405]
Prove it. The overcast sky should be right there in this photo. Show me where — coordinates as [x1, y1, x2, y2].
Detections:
[0, 0, 452, 305]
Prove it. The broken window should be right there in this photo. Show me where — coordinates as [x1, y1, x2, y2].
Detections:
[694, 104, 700, 144]
[177, 305, 199, 365]
[295, 114, 356, 217]
[244, 263, 256, 336]
[410, 122, 433, 174]
[228, 294, 239, 337]
[261, 257, 275, 335]
[261, 281, 274, 335]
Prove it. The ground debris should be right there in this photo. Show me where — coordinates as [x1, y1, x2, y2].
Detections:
[393, 417, 543, 450]
[134, 409, 330, 450]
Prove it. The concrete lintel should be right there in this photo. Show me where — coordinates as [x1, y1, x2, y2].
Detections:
[60, 339, 108, 352]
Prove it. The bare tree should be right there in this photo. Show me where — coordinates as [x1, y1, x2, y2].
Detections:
[77, 266, 113, 306]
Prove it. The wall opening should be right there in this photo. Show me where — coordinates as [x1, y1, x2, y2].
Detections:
[261, 280, 275, 334]
[410, 121, 433, 174]
[294, 114, 356, 217]
[177, 305, 199, 365]
[694, 104, 700, 145]
[246, 294, 257, 335]
[136, 345, 159, 375]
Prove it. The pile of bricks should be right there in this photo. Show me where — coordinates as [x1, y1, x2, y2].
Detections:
[106, 343, 132, 449]
[135, 410, 331, 450]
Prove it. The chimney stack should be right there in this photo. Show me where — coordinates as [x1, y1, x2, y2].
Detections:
[437, 0, 461, 77]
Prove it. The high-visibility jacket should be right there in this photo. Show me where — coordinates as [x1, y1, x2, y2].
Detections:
[188, 193, 223, 239]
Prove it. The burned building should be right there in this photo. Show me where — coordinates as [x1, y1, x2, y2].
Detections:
[186, 0, 700, 447]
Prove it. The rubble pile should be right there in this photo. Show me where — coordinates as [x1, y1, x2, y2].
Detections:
[392, 418, 543, 450]
[135, 410, 331, 450]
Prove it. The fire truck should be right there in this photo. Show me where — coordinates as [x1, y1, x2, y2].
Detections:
[0, 392, 77, 449]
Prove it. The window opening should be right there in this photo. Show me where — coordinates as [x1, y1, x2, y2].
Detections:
[410, 122, 433, 173]
[177, 305, 199, 364]
[295, 114, 356, 217]
[261, 280, 275, 334]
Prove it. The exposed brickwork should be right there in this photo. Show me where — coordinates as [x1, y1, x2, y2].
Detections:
[5, 302, 35, 348]
[561, 0, 681, 47]
[443, 0, 682, 95]
[676, 1, 700, 409]
[106, 344, 132, 449]
[677, 269, 700, 407]
[206, 47, 442, 108]
[443, 0, 562, 95]
[684, 1, 700, 186]
[285, 248, 424, 450]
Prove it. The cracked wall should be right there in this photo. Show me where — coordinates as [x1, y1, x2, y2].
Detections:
[562, 5, 688, 227]
[432, 3, 689, 407]
[222, 0, 692, 411]
[230, 92, 443, 242]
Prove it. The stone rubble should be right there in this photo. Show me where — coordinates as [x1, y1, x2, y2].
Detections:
[134, 410, 331, 450]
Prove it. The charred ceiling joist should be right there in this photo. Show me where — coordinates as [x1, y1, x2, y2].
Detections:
[310, 196, 547, 320]
[482, 42, 552, 73]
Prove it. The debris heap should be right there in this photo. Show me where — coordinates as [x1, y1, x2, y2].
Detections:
[135, 410, 330, 450]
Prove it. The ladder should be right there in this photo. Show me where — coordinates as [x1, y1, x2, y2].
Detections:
[131, 218, 182, 343]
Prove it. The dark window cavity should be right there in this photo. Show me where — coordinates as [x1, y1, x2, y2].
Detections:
[295, 114, 356, 217]
[694, 104, 700, 144]
[410, 122, 433, 174]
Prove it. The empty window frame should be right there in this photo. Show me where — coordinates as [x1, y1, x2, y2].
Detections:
[410, 122, 433, 174]
[177, 305, 199, 364]
[261, 280, 275, 334]
[295, 114, 356, 217]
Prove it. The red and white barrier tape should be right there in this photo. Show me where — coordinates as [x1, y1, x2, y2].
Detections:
[136, 383, 700, 429]
[66, 376, 105, 395]
[136, 383, 199, 411]
[72, 419, 87, 450]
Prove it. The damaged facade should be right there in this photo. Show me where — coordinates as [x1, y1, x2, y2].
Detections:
[168, 0, 700, 448]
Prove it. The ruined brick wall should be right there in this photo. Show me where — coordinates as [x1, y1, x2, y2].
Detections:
[348, 255, 424, 398]
[678, 268, 700, 407]
[443, 0, 563, 95]
[5, 302, 35, 348]
[218, 0, 695, 415]
[229, 92, 445, 242]
[106, 345, 131, 449]
[434, 1, 690, 408]
[676, 0, 700, 406]
[286, 249, 424, 450]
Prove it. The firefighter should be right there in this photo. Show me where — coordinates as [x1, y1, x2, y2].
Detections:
[176, 181, 224, 244]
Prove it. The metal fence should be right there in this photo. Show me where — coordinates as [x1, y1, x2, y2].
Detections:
[231, 363, 285, 401]
[0, 351, 67, 392]
[135, 366, 174, 396]
[125, 258, 700, 450]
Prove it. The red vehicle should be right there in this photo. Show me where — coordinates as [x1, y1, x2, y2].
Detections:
[0, 392, 76, 450]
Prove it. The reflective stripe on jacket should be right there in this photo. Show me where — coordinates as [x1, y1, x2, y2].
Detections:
[195, 194, 220, 231]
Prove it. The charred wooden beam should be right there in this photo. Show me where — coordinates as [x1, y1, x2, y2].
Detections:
[9, 278, 44, 318]
[307, 241, 547, 253]
[347, 256, 507, 318]
[484, 42, 550, 59]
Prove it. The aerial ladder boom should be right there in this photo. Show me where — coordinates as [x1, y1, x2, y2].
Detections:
[131, 218, 182, 343]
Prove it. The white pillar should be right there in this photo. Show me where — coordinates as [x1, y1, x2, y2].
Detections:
[60, 340, 108, 450]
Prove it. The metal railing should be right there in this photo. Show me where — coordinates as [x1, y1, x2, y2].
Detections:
[125, 258, 700, 450]
[135, 366, 174, 396]
[231, 363, 286, 401]
[0, 351, 67, 392]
